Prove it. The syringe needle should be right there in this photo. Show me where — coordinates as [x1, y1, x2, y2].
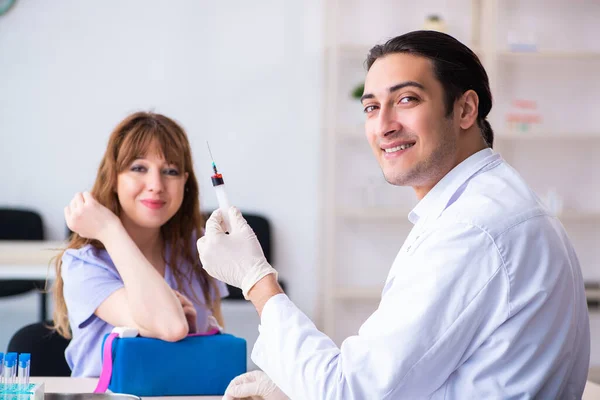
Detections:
[207, 141, 218, 174]
[206, 141, 215, 163]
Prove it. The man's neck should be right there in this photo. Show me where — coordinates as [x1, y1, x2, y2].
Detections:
[413, 139, 488, 200]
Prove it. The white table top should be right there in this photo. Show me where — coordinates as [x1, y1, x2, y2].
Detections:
[27, 375, 600, 399]
[30, 377, 222, 400]
[584, 380, 600, 399]
[0, 241, 65, 263]
[0, 241, 64, 279]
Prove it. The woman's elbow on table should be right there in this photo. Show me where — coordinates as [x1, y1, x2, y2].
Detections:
[155, 320, 189, 342]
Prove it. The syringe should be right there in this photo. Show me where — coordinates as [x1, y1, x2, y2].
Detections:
[206, 142, 232, 233]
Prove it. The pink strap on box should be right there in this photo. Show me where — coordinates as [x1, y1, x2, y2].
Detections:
[187, 327, 220, 337]
[94, 332, 119, 393]
[94, 328, 220, 393]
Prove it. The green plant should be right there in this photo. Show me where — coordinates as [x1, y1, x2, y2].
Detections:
[0, 0, 17, 16]
[351, 83, 364, 100]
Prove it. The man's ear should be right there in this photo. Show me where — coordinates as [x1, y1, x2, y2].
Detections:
[459, 90, 479, 130]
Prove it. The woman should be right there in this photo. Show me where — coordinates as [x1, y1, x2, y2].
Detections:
[52, 111, 227, 377]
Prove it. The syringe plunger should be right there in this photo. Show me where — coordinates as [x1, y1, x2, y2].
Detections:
[214, 184, 232, 232]
[206, 141, 231, 232]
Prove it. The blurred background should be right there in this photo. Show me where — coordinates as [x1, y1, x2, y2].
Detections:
[1, 0, 599, 378]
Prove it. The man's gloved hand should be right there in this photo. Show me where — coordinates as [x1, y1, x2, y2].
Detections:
[223, 370, 289, 400]
[197, 207, 277, 299]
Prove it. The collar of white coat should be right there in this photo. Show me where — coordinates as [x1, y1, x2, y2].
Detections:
[408, 148, 501, 227]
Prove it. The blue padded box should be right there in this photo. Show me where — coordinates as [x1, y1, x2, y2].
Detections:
[101, 333, 246, 396]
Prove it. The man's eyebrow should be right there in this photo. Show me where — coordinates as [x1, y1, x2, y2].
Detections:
[360, 81, 426, 103]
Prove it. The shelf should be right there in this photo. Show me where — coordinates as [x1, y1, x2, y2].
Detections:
[586, 286, 600, 301]
[495, 132, 600, 141]
[334, 286, 382, 300]
[557, 212, 600, 223]
[335, 285, 600, 303]
[340, 129, 600, 143]
[331, 44, 482, 59]
[338, 207, 600, 224]
[336, 44, 371, 59]
[338, 207, 413, 221]
[499, 51, 600, 60]
[332, 47, 600, 61]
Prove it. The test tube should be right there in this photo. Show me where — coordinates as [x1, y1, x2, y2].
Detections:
[4, 353, 17, 385]
[18, 353, 30, 388]
[0, 352, 4, 386]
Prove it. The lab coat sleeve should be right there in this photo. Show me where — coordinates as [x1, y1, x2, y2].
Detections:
[252, 221, 510, 399]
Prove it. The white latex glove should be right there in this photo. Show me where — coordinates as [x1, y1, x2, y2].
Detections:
[223, 370, 289, 400]
[197, 207, 277, 299]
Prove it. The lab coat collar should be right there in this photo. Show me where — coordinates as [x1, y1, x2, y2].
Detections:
[408, 148, 500, 226]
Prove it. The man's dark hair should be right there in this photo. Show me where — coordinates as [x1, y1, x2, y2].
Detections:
[366, 30, 494, 148]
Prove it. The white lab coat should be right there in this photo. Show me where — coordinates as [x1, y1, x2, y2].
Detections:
[252, 149, 590, 399]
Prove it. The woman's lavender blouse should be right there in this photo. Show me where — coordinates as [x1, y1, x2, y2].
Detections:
[61, 243, 228, 377]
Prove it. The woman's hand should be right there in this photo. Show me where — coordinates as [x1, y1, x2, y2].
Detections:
[64, 191, 120, 243]
[207, 315, 223, 332]
[174, 290, 197, 334]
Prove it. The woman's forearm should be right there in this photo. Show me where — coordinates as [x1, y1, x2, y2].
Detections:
[100, 222, 188, 341]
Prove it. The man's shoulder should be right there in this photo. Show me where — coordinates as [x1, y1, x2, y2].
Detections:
[440, 164, 554, 241]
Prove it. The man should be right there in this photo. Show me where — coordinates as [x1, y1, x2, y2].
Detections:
[197, 31, 590, 399]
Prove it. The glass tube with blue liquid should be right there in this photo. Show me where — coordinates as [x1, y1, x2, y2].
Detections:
[0, 352, 4, 385]
[18, 353, 30, 388]
[3, 352, 17, 385]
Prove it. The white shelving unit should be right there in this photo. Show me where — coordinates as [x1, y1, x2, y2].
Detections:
[321, 0, 600, 346]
